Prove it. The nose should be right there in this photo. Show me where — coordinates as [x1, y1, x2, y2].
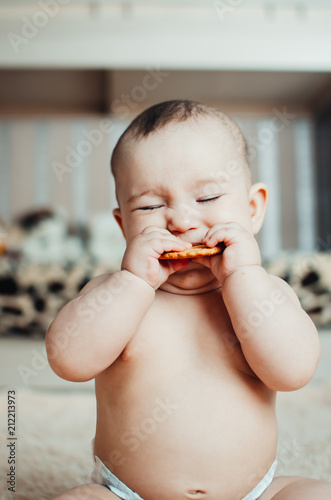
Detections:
[166, 203, 199, 235]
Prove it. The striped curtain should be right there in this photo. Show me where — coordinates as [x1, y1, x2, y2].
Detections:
[0, 114, 316, 259]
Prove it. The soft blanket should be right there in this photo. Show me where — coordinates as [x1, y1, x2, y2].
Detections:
[0, 383, 330, 500]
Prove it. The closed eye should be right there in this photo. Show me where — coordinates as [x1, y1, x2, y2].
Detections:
[197, 196, 221, 204]
[138, 205, 164, 211]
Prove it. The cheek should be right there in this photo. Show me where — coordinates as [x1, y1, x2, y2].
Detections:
[124, 212, 165, 240]
[235, 202, 255, 230]
[205, 205, 231, 224]
[205, 199, 251, 227]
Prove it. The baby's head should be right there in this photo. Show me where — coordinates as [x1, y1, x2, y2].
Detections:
[111, 100, 267, 243]
[111, 100, 249, 189]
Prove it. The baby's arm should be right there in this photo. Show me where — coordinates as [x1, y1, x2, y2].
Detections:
[46, 227, 191, 382]
[200, 223, 320, 391]
[46, 271, 155, 382]
[222, 267, 320, 391]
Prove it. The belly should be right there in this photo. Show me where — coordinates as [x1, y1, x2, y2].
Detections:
[94, 360, 277, 500]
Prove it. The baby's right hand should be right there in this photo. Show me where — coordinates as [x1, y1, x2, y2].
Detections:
[121, 227, 192, 290]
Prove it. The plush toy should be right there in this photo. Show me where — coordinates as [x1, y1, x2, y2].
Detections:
[265, 251, 331, 327]
[17, 208, 85, 264]
[88, 212, 125, 269]
[2, 208, 331, 337]
[0, 208, 123, 336]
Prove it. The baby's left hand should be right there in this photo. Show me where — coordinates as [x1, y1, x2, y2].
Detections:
[196, 222, 262, 284]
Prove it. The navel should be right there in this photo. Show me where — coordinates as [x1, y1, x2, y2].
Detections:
[185, 490, 207, 499]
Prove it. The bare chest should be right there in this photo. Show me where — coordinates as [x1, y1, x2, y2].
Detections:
[120, 289, 251, 376]
[98, 289, 263, 410]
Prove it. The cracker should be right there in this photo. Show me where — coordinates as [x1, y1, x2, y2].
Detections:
[160, 244, 223, 260]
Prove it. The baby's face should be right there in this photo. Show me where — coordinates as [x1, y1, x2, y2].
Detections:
[114, 118, 260, 247]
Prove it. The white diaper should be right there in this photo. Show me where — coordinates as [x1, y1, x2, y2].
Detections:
[92, 456, 143, 500]
[92, 455, 277, 500]
[242, 460, 278, 500]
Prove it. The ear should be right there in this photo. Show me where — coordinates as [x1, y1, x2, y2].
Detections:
[113, 208, 126, 238]
[248, 182, 268, 235]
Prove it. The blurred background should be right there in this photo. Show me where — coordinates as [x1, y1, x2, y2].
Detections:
[1, 0, 331, 341]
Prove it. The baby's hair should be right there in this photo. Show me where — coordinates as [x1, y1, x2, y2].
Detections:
[111, 99, 248, 178]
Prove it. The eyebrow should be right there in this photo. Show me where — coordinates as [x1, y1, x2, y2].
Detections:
[126, 188, 162, 204]
[193, 178, 222, 187]
[126, 178, 223, 204]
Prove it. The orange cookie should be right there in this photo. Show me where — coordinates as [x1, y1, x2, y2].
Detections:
[160, 244, 223, 260]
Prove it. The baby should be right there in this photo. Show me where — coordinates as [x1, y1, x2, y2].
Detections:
[47, 100, 331, 500]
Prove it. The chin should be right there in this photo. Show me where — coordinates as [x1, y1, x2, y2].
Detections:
[162, 262, 220, 295]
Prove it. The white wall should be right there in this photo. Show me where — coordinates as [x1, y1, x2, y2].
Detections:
[1, 2, 331, 71]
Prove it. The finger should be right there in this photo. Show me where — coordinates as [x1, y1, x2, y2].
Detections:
[202, 223, 242, 241]
[142, 227, 172, 236]
[202, 225, 243, 247]
[155, 238, 192, 254]
[164, 258, 190, 274]
[142, 230, 192, 247]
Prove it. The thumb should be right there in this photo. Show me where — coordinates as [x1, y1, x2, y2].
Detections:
[165, 258, 191, 275]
